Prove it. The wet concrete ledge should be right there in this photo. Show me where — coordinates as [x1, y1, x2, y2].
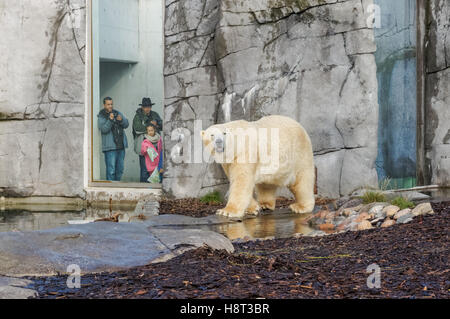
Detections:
[1, 196, 86, 212]
[1, 186, 162, 212]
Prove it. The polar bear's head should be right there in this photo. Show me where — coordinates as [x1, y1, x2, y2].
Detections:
[200, 126, 228, 154]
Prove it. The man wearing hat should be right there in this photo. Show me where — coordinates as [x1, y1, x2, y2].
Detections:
[132, 97, 163, 182]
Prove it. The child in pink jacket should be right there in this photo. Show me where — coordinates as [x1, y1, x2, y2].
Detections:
[140, 125, 163, 182]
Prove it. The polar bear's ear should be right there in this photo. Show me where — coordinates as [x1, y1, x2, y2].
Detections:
[200, 130, 206, 138]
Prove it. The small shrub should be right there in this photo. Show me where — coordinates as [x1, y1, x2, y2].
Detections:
[360, 191, 387, 204]
[390, 196, 414, 210]
[199, 191, 223, 205]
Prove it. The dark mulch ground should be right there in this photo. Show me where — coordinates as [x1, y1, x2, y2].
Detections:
[159, 197, 333, 217]
[31, 202, 449, 299]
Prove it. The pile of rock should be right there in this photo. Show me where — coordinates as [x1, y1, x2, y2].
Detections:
[307, 202, 435, 233]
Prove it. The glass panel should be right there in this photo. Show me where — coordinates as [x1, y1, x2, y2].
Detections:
[374, 0, 417, 190]
[92, 0, 164, 184]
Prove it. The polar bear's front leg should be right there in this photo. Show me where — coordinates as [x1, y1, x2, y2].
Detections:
[245, 197, 261, 215]
[217, 164, 256, 219]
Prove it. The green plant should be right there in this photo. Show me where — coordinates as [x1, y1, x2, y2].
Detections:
[360, 191, 387, 204]
[379, 177, 392, 191]
[390, 196, 414, 210]
[199, 191, 223, 205]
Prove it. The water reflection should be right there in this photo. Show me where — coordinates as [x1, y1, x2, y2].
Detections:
[0, 208, 136, 233]
[0, 210, 85, 233]
[212, 211, 315, 240]
[0, 207, 315, 241]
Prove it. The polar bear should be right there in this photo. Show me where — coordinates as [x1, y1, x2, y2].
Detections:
[200, 115, 315, 218]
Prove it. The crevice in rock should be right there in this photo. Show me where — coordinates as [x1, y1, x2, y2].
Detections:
[314, 146, 364, 156]
[339, 55, 355, 97]
[38, 128, 47, 173]
[67, 0, 85, 65]
[233, 0, 352, 26]
[197, 35, 214, 67]
[164, 63, 217, 77]
[39, 9, 68, 107]
[217, 46, 259, 62]
[426, 65, 450, 74]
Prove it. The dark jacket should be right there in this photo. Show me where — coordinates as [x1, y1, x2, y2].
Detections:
[132, 108, 163, 137]
[98, 109, 129, 152]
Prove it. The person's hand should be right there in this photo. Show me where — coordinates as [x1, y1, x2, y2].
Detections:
[109, 113, 115, 120]
[159, 169, 164, 173]
[151, 120, 157, 126]
[116, 115, 122, 121]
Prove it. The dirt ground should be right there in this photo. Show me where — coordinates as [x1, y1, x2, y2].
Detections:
[31, 201, 449, 299]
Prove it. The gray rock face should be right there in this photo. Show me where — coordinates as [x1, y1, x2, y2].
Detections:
[0, 0, 86, 198]
[163, 0, 379, 199]
[0, 221, 233, 276]
[425, 0, 450, 186]
[0, 276, 38, 299]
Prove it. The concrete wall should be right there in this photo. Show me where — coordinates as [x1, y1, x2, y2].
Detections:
[99, 0, 139, 63]
[425, 0, 450, 186]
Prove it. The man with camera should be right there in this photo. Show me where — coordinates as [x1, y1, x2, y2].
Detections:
[98, 97, 129, 181]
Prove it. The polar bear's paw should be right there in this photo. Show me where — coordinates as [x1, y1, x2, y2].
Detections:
[289, 203, 311, 214]
[259, 201, 276, 211]
[246, 202, 261, 216]
[216, 207, 246, 219]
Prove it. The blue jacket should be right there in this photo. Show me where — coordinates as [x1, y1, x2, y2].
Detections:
[98, 110, 129, 152]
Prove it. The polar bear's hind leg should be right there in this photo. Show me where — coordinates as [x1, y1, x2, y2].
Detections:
[288, 170, 315, 214]
[256, 184, 277, 210]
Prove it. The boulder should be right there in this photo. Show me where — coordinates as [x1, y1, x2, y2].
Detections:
[396, 214, 414, 224]
[383, 205, 400, 218]
[357, 220, 373, 231]
[394, 208, 412, 220]
[319, 223, 335, 231]
[381, 219, 396, 228]
[355, 212, 371, 223]
[369, 204, 386, 216]
[411, 203, 434, 216]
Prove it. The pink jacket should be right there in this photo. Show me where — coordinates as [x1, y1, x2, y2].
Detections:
[140, 138, 162, 173]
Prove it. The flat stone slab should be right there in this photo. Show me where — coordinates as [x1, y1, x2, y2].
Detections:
[0, 276, 37, 299]
[0, 221, 233, 277]
[143, 214, 234, 227]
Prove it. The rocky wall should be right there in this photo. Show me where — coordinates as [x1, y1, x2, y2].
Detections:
[163, 0, 380, 198]
[0, 0, 86, 197]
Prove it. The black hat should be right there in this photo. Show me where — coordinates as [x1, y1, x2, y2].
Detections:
[139, 97, 155, 107]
